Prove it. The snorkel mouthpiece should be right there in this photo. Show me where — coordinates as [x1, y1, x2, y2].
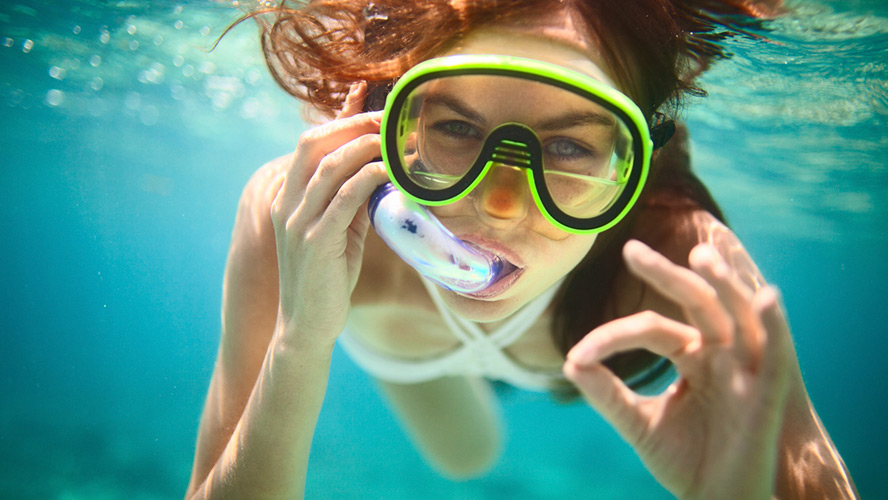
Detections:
[369, 183, 507, 293]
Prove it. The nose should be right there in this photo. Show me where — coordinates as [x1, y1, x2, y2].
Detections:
[472, 164, 530, 224]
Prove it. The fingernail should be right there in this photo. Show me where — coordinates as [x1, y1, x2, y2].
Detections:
[566, 342, 598, 366]
[349, 81, 366, 97]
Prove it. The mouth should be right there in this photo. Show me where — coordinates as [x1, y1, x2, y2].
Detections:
[460, 241, 525, 299]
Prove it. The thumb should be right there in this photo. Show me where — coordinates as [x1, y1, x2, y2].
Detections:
[563, 359, 648, 444]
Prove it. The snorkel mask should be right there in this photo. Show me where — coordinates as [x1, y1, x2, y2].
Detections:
[368, 54, 670, 293]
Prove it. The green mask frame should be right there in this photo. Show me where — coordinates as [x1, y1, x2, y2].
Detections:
[379, 54, 655, 234]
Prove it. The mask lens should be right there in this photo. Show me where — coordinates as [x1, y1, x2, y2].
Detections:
[390, 71, 639, 226]
[396, 77, 487, 191]
[542, 115, 634, 219]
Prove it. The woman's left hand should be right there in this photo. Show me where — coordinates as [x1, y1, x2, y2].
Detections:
[563, 239, 794, 500]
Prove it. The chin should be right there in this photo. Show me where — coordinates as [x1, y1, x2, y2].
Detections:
[440, 286, 531, 323]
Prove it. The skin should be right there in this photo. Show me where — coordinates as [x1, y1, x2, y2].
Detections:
[184, 10, 859, 500]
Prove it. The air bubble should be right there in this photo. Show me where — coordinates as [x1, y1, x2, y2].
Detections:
[245, 68, 262, 86]
[46, 89, 64, 107]
[212, 93, 232, 110]
[89, 55, 102, 67]
[172, 55, 184, 67]
[6, 88, 24, 107]
[100, 31, 110, 44]
[182, 64, 195, 78]
[154, 34, 164, 46]
[170, 81, 185, 100]
[200, 25, 211, 37]
[129, 40, 139, 51]
[138, 63, 165, 84]
[90, 77, 104, 91]
[127, 24, 137, 35]
[73, 25, 82, 35]
[2, 38, 13, 48]
[49, 66, 66, 80]
[22, 39, 34, 53]
[174, 20, 184, 30]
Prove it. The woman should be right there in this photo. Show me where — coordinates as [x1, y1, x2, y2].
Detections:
[185, 1, 858, 498]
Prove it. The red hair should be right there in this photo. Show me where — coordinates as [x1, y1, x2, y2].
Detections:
[232, 0, 781, 396]
[236, 0, 781, 118]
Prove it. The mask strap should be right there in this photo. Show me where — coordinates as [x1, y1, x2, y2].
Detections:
[650, 112, 675, 150]
[361, 3, 395, 113]
[362, 81, 394, 112]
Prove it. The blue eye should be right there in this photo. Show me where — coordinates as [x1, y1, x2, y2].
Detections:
[545, 139, 593, 160]
[432, 120, 482, 140]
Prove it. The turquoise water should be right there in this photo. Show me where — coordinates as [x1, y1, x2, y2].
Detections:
[1, 1, 885, 498]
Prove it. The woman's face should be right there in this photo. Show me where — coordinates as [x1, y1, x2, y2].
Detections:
[423, 13, 622, 323]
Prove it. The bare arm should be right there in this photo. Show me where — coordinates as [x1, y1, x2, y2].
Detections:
[184, 159, 336, 499]
[377, 376, 503, 479]
[695, 214, 858, 499]
[185, 84, 390, 499]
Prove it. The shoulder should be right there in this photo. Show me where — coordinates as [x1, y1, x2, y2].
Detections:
[238, 155, 290, 220]
[222, 156, 292, 311]
[227, 155, 291, 254]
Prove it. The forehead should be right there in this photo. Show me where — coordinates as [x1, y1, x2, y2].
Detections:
[442, 14, 616, 88]
[420, 74, 613, 123]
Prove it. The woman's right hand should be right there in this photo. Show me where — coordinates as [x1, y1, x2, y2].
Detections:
[269, 82, 388, 347]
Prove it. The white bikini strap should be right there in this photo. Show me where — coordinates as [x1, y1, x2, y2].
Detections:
[421, 277, 563, 347]
[485, 280, 561, 346]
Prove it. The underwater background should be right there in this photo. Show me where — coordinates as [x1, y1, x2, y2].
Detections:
[1, 0, 885, 498]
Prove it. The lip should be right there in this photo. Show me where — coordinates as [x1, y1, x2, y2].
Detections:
[457, 235, 526, 300]
[463, 266, 524, 299]
[458, 235, 526, 269]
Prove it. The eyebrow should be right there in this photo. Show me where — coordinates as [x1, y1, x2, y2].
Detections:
[422, 92, 487, 126]
[535, 111, 616, 131]
[421, 91, 616, 131]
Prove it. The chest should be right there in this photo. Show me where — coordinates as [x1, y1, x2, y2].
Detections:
[348, 238, 566, 371]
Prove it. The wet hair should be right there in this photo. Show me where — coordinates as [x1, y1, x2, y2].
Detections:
[233, 0, 780, 396]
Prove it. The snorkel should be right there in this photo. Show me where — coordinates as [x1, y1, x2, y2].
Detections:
[368, 183, 512, 294]
[363, 68, 515, 294]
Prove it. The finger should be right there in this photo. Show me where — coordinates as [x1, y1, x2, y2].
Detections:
[563, 360, 649, 444]
[316, 160, 388, 238]
[337, 81, 367, 119]
[689, 243, 760, 367]
[623, 239, 733, 345]
[299, 133, 382, 219]
[566, 311, 699, 375]
[288, 111, 383, 182]
[272, 112, 383, 219]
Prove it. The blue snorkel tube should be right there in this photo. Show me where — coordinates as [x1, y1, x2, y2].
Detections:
[368, 183, 509, 294]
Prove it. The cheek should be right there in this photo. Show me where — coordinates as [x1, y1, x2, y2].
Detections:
[548, 234, 598, 270]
